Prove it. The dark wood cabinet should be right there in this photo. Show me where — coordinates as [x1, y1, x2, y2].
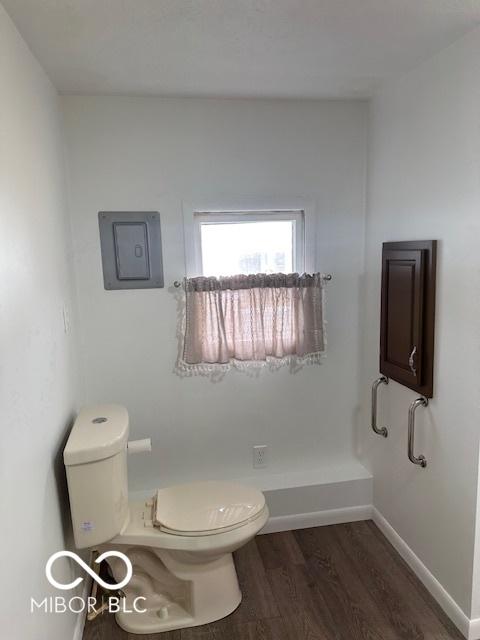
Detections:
[380, 240, 437, 398]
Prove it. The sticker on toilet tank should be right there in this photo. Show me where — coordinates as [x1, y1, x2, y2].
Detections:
[80, 521, 94, 531]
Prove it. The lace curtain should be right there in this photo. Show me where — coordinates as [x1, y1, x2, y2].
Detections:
[178, 273, 326, 373]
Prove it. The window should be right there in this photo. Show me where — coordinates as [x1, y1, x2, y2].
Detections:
[179, 202, 324, 373]
[183, 204, 313, 278]
[195, 211, 304, 277]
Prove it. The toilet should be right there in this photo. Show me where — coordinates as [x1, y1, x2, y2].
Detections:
[63, 404, 269, 634]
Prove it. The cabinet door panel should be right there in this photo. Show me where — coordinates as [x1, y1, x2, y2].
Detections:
[380, 240, 436, 397]
[380, 246, 426, 396]
[385, 259, 417, 367]
[382, 249, 424, 387]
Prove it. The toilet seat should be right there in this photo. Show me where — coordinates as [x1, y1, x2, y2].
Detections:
[153, 481, 266, 536]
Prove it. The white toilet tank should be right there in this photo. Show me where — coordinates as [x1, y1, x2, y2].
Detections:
[64, 404, 130, 549]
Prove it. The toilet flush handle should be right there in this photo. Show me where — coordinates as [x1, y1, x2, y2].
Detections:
[127, 438, 152, 454]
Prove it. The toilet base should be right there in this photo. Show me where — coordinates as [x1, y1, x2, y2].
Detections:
[106, 547, 242, 635]
[115, 592, 242, 634]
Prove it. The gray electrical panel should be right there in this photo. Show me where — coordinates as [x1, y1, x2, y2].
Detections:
[98, 212, 164, 290]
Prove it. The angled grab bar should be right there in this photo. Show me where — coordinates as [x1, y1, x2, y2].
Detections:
[371, 376, 389, 437]
[408, 397, 428, 468]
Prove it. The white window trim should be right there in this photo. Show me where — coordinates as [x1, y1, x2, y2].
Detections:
[182, 197, 316, 278]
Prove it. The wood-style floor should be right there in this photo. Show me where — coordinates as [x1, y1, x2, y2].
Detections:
[83, 521, 463, 640]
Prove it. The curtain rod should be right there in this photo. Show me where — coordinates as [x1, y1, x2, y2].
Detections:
[173, 274, 332, 288]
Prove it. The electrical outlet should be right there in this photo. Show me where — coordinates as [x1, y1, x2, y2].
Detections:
[253, 445, 267, 469]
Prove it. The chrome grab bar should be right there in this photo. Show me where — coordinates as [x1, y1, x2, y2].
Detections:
[408, 397, 428, 468]
[371, 376, 389, 437]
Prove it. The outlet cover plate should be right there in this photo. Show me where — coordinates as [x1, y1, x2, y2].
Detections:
[253, 445, 267, 468]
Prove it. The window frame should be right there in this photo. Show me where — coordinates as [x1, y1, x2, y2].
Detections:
[183, 199, 316, 278]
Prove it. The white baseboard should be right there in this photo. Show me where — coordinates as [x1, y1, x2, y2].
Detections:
[372, 507, 474, 639]
[72, 575, 92, 640]
[260, 504, 372, 534]
[469, 619, 480, 639]
[470, 619, 480, 640]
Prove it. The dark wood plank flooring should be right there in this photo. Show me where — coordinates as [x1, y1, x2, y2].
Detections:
[83, 521, 463, 640]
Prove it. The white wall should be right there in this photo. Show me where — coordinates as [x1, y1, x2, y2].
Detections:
[62, 96, 368, 493]
[360, 28, 480, 618]
[0, 5, 82, 639]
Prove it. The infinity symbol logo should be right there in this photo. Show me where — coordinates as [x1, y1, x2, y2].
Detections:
[46, 551, 133, 591]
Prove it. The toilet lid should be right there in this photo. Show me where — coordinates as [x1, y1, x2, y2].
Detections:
[153, 481, 266, 535]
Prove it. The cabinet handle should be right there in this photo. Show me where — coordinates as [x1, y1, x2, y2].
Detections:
[409, 346, 417, 375]
[371, 376, 389, 437]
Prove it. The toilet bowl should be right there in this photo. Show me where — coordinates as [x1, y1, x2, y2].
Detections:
[63, 405, 269, 634]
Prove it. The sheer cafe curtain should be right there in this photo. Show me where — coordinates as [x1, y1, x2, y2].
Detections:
[178, 273, 326, 374]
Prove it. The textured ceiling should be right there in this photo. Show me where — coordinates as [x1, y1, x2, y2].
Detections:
[4, 0, 480, 98]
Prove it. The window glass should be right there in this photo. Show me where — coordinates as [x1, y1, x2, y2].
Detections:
[200, 220, 295, 277]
